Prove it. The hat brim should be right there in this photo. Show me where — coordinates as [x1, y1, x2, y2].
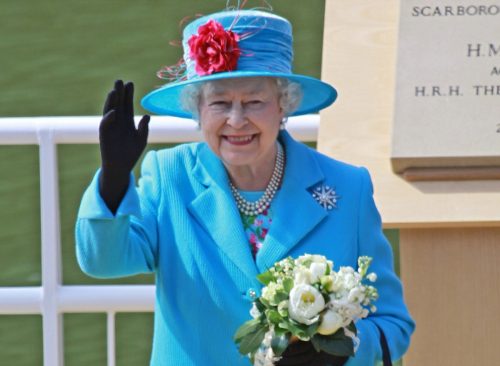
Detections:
[140, 71, 337, 118]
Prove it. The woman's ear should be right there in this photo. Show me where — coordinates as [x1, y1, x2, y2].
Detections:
[279, 104, 286, 121]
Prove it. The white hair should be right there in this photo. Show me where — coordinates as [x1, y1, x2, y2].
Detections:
[180, 77, 303, 123]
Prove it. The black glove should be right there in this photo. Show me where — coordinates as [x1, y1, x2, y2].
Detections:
[276, 341, 349, 366]
[98, 80, 150, 213]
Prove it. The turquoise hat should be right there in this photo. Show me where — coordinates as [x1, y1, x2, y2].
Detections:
[141, 10, 337, 118]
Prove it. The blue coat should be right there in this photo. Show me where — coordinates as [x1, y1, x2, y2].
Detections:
[76, 131, 414, 365]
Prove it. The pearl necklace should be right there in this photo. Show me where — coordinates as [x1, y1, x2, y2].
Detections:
[230, 142, 285, 216]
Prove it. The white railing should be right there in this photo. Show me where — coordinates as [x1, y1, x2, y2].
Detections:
[0, 115, 319, 366]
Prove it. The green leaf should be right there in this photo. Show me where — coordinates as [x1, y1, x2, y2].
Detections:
[265, 309, 282, 324]
[238, 326, 268, 355]
[301, 259, 313, 267]
[311, 333, 355, 357]
[279, 320, 309, 339]
[346, 322, 357, 336]
[257, 270, 274, 285]
[306, 322, 319, 337]
[271, 332, 290, 357]
[256, 299, 266, 313]
[259, 296, 271, 308]
[271, 290, 289, 305]
[311, 337, 322, 352]
[282, 277, 294, 292]
[233, 319, 261, 342]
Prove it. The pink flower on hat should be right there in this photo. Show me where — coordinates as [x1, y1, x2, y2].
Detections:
[188, 19, 241, 76]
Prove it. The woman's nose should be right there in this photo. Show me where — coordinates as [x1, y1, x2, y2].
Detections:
[226, 104, 247, 128]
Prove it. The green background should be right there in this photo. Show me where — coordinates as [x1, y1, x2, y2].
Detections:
[0, 1, 400, 365]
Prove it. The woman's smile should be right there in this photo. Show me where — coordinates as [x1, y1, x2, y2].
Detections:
[224, 134, 255, 145]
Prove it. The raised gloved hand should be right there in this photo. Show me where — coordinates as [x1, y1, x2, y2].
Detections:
[98, 80, 150, 213]
[276, 340, 349, 366]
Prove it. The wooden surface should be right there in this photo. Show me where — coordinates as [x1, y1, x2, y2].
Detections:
[400, 228, 500, 366]
[401, 166, 500, 182]
[318, 2, 500, 366]
[318, 0, 500, 228]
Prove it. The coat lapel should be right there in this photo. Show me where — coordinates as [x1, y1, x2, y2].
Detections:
[255, 132, 328, 272]
[187, 143, 259, 283]
[187, 132, 330, 280]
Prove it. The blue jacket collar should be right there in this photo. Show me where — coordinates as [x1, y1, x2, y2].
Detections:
[188, 130, 328, 283]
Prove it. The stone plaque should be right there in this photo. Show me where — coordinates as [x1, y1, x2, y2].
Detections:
[391, 1, 500, 179]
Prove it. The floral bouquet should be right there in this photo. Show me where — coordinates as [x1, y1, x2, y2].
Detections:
[234, 255, 379, 365]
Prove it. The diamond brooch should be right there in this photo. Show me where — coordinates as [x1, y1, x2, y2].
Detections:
[311, 185, 339, 211]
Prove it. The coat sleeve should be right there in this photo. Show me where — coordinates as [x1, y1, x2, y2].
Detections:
[345, 167, 415, 365]
[75, 151, 161, 278]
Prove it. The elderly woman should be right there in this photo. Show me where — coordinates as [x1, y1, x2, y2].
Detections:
[76, 9, 414, 366]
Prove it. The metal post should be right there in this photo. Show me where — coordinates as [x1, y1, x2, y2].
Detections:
[107, 311, 116, 366]
[38, 125, 64, 366]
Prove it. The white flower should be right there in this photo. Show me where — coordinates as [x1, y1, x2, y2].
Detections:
[329, 298, 364, 325]
[288, 284, 325, 325]
[328, 273, 343, 292]
[277, 300, 289, 317]
[296, 254, 328, 267]
[337, 267, 361, 290]
[310, 262, 327, 283]
[343, 326, 360, 353]
[320, 275, 334, 292]
[294, 268, 312, 285]
[253, 328, 280, 366]
[367, 272, 377, 282]
[317, 309, 343, 335]
[327, 260, 334, 270]
[348, 287, 365, 303]
[261, 282, 283, 306]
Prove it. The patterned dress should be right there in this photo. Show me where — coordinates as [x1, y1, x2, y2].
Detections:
[237, 191, 273, 258]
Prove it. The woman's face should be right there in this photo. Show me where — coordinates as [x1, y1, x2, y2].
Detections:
[198, 77, 284, 171]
